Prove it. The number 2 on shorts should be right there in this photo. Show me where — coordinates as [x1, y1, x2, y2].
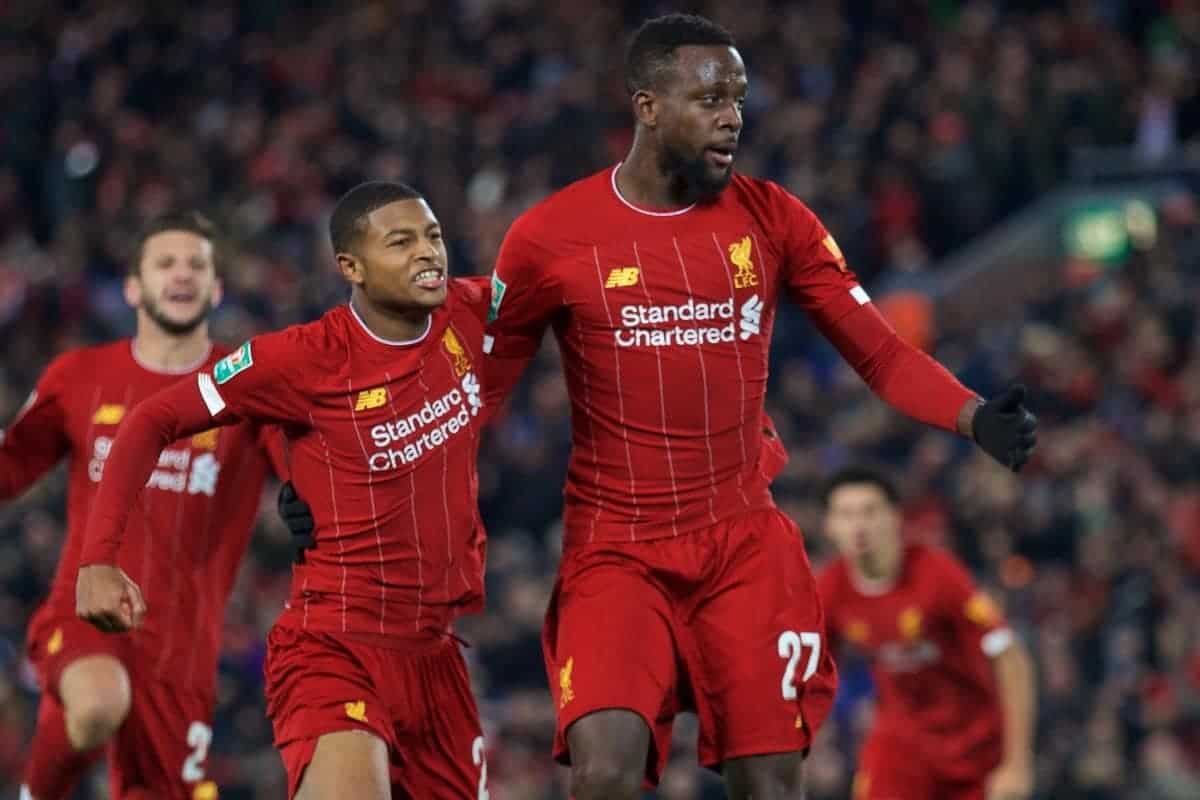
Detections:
[777, 630, 821, 700]
[181, 721, 212, 781]
[473, 735, 490, 800]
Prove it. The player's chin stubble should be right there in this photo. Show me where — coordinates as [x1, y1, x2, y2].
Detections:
[142, 296, 212, 336]
[661, 145, 731, 204]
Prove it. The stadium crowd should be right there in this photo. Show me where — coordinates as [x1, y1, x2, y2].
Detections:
[1, 0, 1199, 797]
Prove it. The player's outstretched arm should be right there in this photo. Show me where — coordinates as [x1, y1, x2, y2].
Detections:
[0, 361, 72, 501]
[76, 375, 234, 632]
[986, 637, 1036, 800]
[776, 185, 1036, 471]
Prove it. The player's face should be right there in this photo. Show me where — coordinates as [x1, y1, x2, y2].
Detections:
[653, 45, 746, 201]
[126, 230, 222, 336]
[824, 484, 902, 562]
[341, 198, 448, 312]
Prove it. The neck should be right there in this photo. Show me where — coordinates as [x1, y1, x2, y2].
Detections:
[851, 542, 903, 592]
[350, 291, 431, 343]
[616, 132, 692, 209]
[132, 317, 212, 373]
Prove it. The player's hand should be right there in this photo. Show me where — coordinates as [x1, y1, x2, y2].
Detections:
[986, 759, 1033, 800]
[76, 564, 146, 633]
[971, 385, 1037, 472]
[278, 480, 315, 564]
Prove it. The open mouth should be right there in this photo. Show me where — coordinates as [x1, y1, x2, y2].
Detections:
[706, 144, 737, 168]
[165, 290, 198, 303]
[413, 268, 446, 290]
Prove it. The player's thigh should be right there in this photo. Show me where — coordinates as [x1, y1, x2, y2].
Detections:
[264, 625, 397, 798]
[688, 509, 837, 766]
[106, 675, 218, 800]
[543, 546, 678, 783]
[58, 653, 132, 739]
[293, 730, 390, 800]
[392, 641, 489, 800]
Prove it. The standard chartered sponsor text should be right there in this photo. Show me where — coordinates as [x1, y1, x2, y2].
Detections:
[368, 384, 472, 471]
[616, 298, 736, 348]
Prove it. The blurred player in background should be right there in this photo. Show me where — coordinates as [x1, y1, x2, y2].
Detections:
[480, 12, 1038, 800]
[76, 182, 493, 799]
[817, 465, 1036, 800]
[0, 212, 284, 799]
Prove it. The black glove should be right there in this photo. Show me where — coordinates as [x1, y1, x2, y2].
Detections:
[277, 481, 315, 564]
[972, 385, 1038, 472]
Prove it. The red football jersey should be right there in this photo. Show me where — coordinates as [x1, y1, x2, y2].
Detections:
[817, 544, 1012, 779]
[485, 167, 877, 546]
[0, 341, 279, 689]
[81, 279, 491, 640]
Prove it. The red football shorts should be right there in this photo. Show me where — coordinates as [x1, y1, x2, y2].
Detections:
[543, 507, 837, 785]
[855, 731, 989, 800]
[26, 607, 220, 799]
[264, 623, 486, 799]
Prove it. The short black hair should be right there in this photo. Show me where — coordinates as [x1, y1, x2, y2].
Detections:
[820, 464, 900, 507]
[626, 13, 736, 93]
[133, 211, 218, 276]
[329, 180, 423, 255]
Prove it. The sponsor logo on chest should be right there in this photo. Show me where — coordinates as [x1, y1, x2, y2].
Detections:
[606, 233, 765, 348]
[361, 329, 482, 473]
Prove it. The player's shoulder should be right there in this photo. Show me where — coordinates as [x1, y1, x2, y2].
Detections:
[240, 310, 350, 368]
[40, 340, 129, 385]
[510, 168, 612, 236]
[815, 555, 852, 595]
[726, 174, 817, 223]
[907, 543, 969, 579]
[446, 276, 492, 326]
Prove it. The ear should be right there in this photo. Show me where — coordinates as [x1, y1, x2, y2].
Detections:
[123, 273, 142, 309]
[337, 253, 364, 286]
[210, 277, 224, 310]
[632, 89, 659, 128]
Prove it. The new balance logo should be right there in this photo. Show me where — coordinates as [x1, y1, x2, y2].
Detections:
[92, 404, 126, 425]
[739, 295, 763, 340]
[605, 267, 639, 288]
[355, 387, 389, 411]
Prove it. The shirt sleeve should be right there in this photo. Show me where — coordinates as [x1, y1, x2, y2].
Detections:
[772, 184, 976, 433]
[774, 184, 870, 329]
[934, 552, 1014, 658]
[482, 216, 562, 412]
[80, 332, 307, 564]
[0, 356, 74, 500]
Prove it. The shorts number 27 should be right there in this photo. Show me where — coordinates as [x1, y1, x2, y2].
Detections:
[777, 630, 821, 700]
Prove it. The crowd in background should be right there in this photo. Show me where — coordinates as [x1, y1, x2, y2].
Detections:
[2, 0, 1200, 797]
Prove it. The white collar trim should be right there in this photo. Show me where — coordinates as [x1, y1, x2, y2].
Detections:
[130, 340, 214, 375]
[348, 301, 432, 346]
[610, 163, 696, 217]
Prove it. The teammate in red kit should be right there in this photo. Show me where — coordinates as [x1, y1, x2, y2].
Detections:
[2, 212, 282, 799]
[480, 13, 1038, 799]
[75, 182, 492, 800]
[816, 466, 1036, 800]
